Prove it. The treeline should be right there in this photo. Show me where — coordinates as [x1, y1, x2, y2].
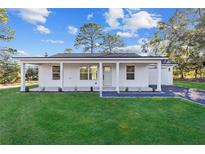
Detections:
[0, 9, 18, 84]
[141, 9, 205, 79]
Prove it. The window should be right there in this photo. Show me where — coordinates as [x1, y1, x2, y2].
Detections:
[80, 65, 98, 80]
[126, 65, 135, 80]
[89, 65, 98, 80]
[104, 66, 111, 72]
[80, 66, 89, 80]
[52, 66, 60, 80]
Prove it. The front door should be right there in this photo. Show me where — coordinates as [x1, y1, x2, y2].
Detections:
[103, 66, 112, 86]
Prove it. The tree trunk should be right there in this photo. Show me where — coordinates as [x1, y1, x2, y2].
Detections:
[180, 70, 184, 79]
[91, 39, 94, 54]
[194, 69, 198, 79]
[109, 47, 112, 54]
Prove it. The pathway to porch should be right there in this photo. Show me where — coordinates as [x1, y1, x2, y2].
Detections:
[102, 86, 205, 106]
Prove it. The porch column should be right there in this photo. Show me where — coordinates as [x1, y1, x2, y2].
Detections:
[156, 61, 161, 91]
[60, 62, 64, 89]
[99, 62, 103, 97]
[20, 62, 26, 92]
[116, 62, 120, 93]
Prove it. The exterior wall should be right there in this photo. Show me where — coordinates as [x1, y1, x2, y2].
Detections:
[119, 63, 149, 87]
[148, 65, 173, 85]
[39, 64, 61, 87]
[38, 63, 150, 88]
[63, 63, 99, 87]
[39, 63, 99, 87]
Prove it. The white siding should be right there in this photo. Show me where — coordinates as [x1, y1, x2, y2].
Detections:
[39, 63, 162, 88]
[148, 65, 173, 85]
[39, 64, 61, 87]
[119, 63, 149, 87]
[63, 63, 99, 87]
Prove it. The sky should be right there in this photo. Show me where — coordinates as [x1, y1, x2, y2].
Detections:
[0, 8, 178, 56]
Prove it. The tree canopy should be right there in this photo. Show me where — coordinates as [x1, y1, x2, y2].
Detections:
[145, 8, 205, 79]
[64, 48, 72, 53]
[74, 23, 103, 53]
[0, 9, 15, 41]
[0, 47, 19, 84]
[0, 9, 18, 84]
[102, 34, 124, 53]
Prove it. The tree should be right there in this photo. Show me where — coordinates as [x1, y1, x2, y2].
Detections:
[0, 47, 19, 84]
[102, 34, 124, 53]
[44, 52, 48, 57]
[150, 8, 205, 79]
[64, 48, 72, 53]
[26, 66, 38, 81]
[74, 23, 103, 53]
[189, 52, 205, 79]
[0, 9, 15, 41]
[0, 9, 17, 84]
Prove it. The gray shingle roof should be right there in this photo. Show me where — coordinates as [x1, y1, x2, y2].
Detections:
[49, 53, 166, 59]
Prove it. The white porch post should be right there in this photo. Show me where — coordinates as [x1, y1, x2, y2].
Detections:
[116, 62, 120, 93]
[156, 61, 162, 91]
[60, 62, 64, 89]
[20, 62, 26, 92]
[99, 62, 103, 97]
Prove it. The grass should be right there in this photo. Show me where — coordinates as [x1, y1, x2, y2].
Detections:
[174, 80, 205, 91]
[0, 88, 205, 144]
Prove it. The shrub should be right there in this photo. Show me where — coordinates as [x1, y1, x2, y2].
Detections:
[58, 87, 62, 92]
[90, 86, 93, 92]
[25, 86, 29, 92]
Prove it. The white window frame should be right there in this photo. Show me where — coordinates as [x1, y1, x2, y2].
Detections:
[80, 65, 98, 80]
[52, 65, 60, 80]
[126, 65, 135, 80]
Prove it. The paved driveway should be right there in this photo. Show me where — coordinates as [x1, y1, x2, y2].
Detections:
[162, 86, 205, 105]
[102, 86, 205, 106]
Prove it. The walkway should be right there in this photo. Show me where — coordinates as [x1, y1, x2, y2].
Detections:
[102, 86, 205, 106]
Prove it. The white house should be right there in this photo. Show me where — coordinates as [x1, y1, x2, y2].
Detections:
[16, 53, 173, 96]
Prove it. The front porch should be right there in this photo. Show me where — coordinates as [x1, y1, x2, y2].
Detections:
[20, 59, 162, 97]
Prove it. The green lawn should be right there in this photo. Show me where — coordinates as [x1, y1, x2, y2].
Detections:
[0, 88, 205, 144]
[174, 80, 205, 91]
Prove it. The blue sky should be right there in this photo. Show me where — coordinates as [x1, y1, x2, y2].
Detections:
[1, 8, 177, 56]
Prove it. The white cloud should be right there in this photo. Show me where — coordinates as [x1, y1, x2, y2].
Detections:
[113, 37, 151, 55]
[104, 9, 161, 38]
[17, 50, 28, 56]
[126, 8, 141, 15]
[15, 8, 50, 24]
[41, 39, 64, 44]
[87, 13, 93, 20]
[36, 25, 50, 34]
[124, 11, 161, 30]
[113, 45, 145, 54]
[117, 31, 138, 38]
[105, 8, 124, 28]
[128, 8, 140, 11]
[67, 26, 78, 35]
[137, 38, 148, 45]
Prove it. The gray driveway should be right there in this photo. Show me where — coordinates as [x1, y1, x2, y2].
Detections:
[102, 86, 205, 106]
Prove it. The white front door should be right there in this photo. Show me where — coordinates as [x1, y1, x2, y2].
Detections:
[103, 66, 112, 86]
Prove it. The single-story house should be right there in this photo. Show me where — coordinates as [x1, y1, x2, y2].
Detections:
[16, 53, 173, 96]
